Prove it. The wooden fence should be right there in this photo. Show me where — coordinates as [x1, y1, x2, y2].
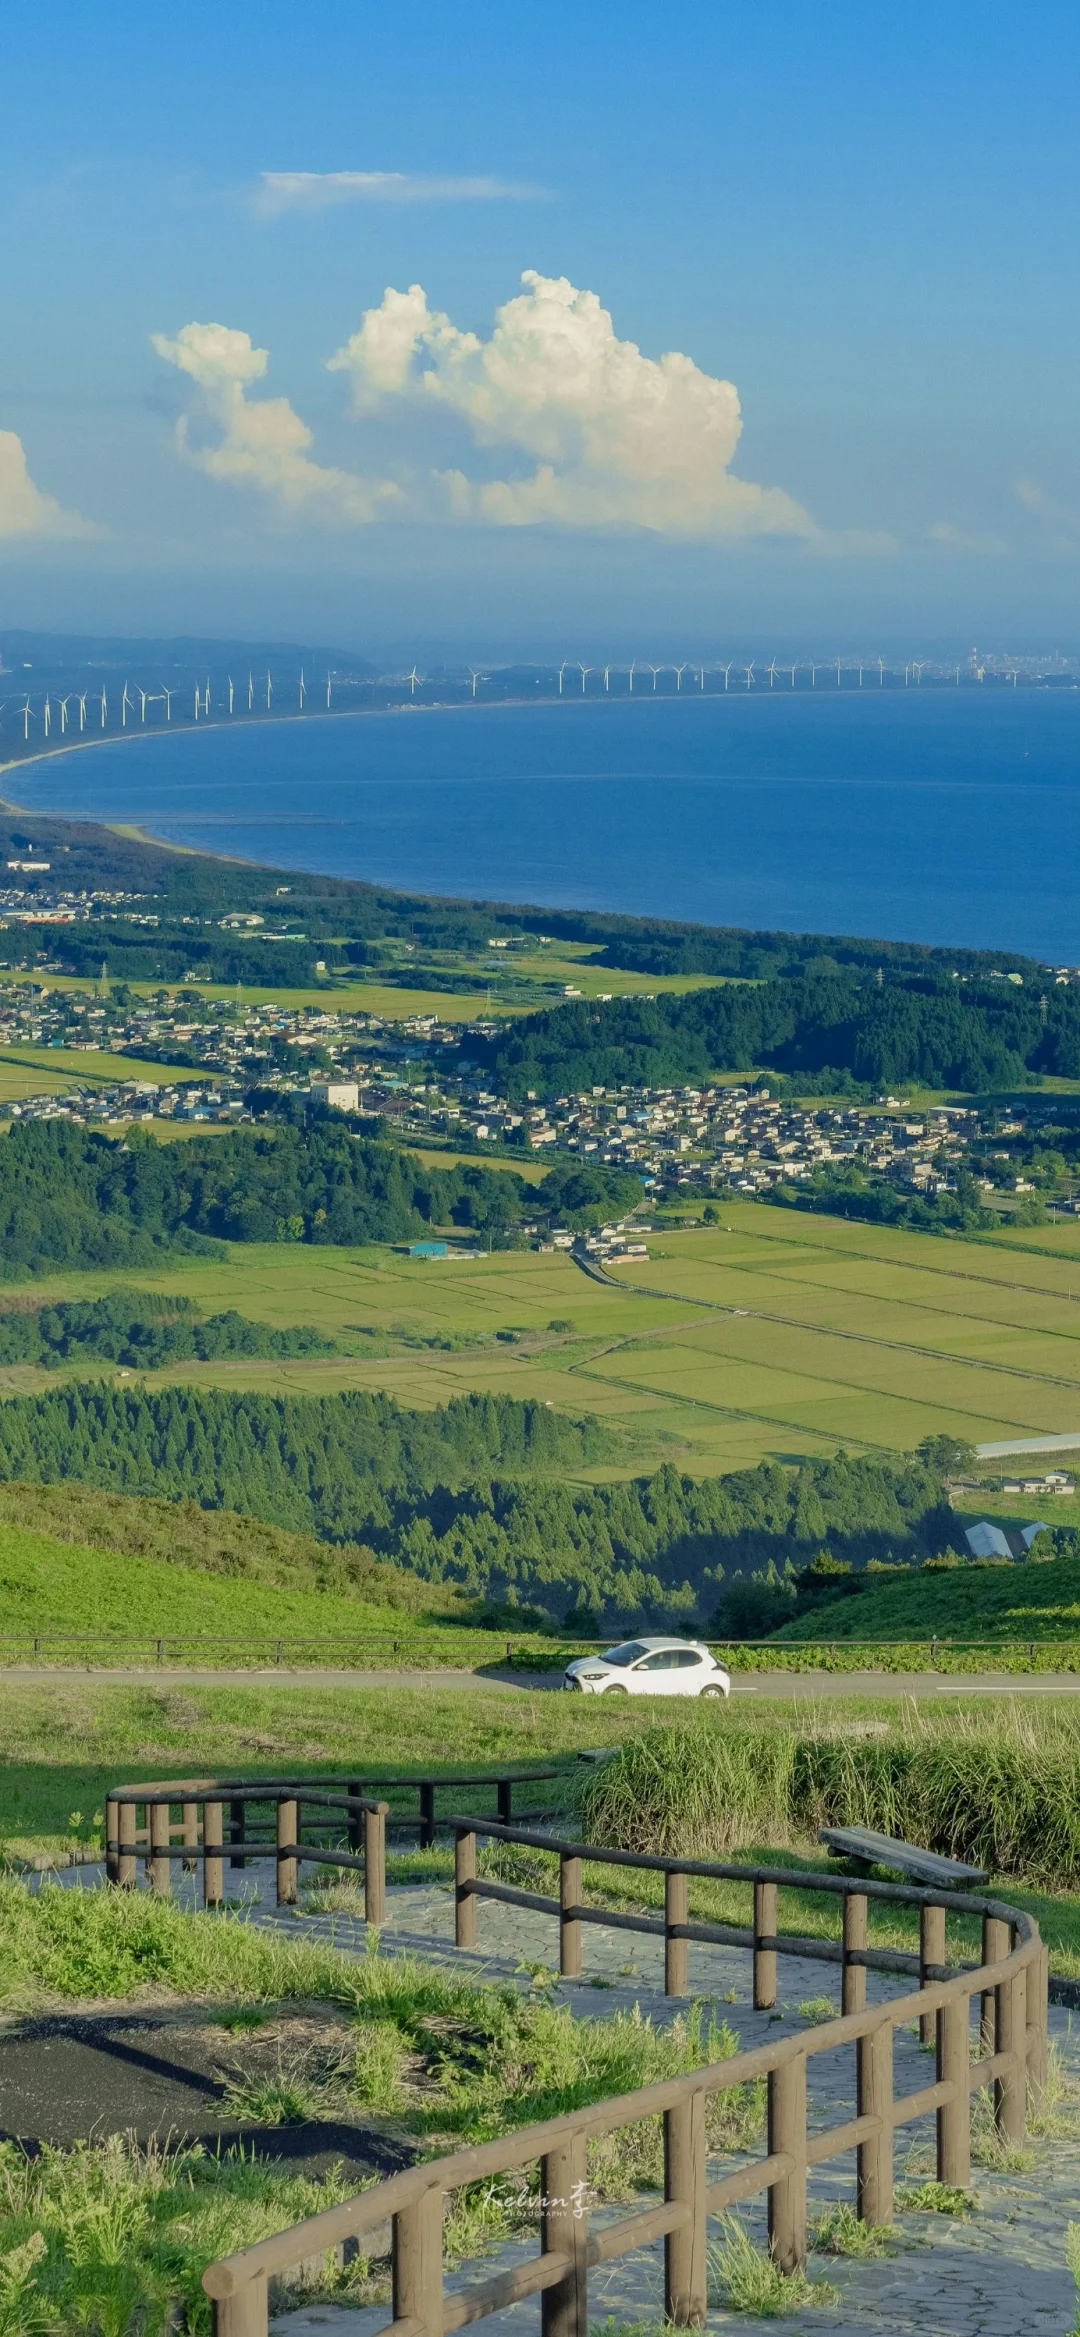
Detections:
[103, 1769, 562, 1919]
[179, 1796, 1049, 2337]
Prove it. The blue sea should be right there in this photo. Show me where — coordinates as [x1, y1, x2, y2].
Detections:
[9, 690, 1080, 960]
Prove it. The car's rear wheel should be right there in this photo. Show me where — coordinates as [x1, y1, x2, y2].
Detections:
[700, 1684, 727, 1698]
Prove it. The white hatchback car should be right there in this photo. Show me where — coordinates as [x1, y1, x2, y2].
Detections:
[563, 1637, 731, 1698]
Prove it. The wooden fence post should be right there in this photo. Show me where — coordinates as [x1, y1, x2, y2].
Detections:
[857, 2016, 893, 2226]
[182, 1800, 199, 1875]
[995, 1940, 1026, 2142]
[455, 1827, 477, 1949]
[560, 1852, 582, 1980]
[1027, 1942, 1049, 2102]
[365, 1803, 387, 1927]
[393, 2184, 443, 2337]
[149, 1800, 171, 1897]
[664, 2086, 707, 2326]
[665, 1868, 688, 1998]
[117, 1798, 136, 1889]
[767, 2053, 807, 2272]
[203, 1800, 223, 1909]
[541, 2133, 589, 2337]
[419, 1782, 436, 1852]
[920, 1903, 946, 2046]
[210, 2271, 269, 2336]
[276, 1798, 297, 1907]
[842, 1891, 867, 2016]
[937, 1988, 971, 2188]
[105, 1794, 118, 1885]
[754, 1879, 777, 2011]
[982, 1913, 1008, 2055]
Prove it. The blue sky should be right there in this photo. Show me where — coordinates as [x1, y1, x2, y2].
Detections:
[2, 1, 1078, 656]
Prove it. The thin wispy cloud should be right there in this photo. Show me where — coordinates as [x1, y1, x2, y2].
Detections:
[254, 170, 548, 217]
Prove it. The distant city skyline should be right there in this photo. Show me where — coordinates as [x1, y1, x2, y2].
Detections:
[1, 1, 1078, 650]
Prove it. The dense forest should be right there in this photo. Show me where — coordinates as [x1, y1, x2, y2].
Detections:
[0, 1122, 640, 1276]
[0, 1290, 336, 1370]
[480, 963, 1079, 1097]
[0, 1378, 954, 1623]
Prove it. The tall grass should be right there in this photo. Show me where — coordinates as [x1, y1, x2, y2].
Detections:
[577, 1705, 1080, 1884]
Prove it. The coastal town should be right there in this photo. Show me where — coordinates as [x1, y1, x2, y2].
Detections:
[2, 966, 1077, 1219]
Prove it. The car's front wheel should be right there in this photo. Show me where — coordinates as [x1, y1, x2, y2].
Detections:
[700, 1683, 727, 1698]
[603, 1683, 629, 1695]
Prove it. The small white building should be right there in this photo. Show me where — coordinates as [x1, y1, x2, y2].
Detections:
[310, 1079, 360, 1112]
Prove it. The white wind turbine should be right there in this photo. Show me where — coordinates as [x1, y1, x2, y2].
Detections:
[227, 677, 235, 715]
[99, 690, 108, 728]
[20, 698, 31, 741]
[325, 674, 332, 710]
[265, 671, 272, 710]
[137, 688, 149, 724]
[695, 664, 707, 690]
[857, 664, 864, 687]
[877, 658, 885, 687]
[43, 695, 51, 737]
[161, 688, 174, 722]
[787, 663, 797, 686]
[628, 660, 636, 694]
[57, 694, 73, 734]
[406, 666, 420, 698]
[602, 664, 611, 692]
[673, 662, 687, 692]
[648, 664, 662, 691]
[77, 693, 88, 732]
[808, 661, 817, 688]
[903, 663, 911, 686]
[469, 668, 486, 699]
[720, 662, 733, 690]
[743, 663, 755, 689]
[912, 661, 925, 686]
[557, 660, 569, 696]
[578, 662, 592, 694]
[247, 673, 255, 713]
[835, 657, 842, 688]
[299, 668, 307, 709]
[193, 684, 200, 720]
[767, 660, 778, 689]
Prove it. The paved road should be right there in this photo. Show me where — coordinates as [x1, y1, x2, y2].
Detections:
[2, 1662, 1079, 1697]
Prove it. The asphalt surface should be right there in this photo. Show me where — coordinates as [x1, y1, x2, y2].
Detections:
[1, 1663, 1078, 1697]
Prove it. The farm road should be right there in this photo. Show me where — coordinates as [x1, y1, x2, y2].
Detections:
[3, 1662, 1080, 1697]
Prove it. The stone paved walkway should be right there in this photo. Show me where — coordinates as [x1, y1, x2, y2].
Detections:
[35, 1862, 1080, 2334]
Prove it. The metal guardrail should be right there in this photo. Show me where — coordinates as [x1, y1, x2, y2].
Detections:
[9, 1630, 1080, 1668]
[192, 1806, 1047, 2336]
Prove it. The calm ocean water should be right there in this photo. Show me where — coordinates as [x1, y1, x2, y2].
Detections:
[9, 690, 1080, 959]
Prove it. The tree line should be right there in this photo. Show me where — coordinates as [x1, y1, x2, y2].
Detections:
[0, 1122, 640, 1276]
[0, 1377, 952, 1626]
[480, 964, 1080, 1098]
[0, 1290, 336, 1370]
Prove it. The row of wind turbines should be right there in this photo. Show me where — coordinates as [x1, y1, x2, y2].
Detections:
[0, 654, 1027, 746]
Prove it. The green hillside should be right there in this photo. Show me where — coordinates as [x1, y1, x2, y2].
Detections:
[774, 1554, 1080, 1643]
[0, 1519, 477, 1651]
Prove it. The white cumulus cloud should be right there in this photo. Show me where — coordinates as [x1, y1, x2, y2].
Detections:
[150, 322, 402, 523]
[153, 275, 812, 541]
[0, 429, 93, 540]
[255, 171, 546, 216]
[328, 271, 812, 538]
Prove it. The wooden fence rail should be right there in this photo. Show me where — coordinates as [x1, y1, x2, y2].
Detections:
[186, 1796, 1048, 2337]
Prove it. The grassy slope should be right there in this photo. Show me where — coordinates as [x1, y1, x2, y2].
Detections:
[0, 1522, 482, 1649]
[774, 1555, 1080, 1643]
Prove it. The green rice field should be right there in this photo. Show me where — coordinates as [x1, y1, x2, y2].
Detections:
[3, 1203, 1080, 1476]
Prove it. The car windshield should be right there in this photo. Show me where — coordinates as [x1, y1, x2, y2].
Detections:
[602, 1642, 649, 1667]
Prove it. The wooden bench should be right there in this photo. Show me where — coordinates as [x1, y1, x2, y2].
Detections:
[819, 1824, 988, 1889]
